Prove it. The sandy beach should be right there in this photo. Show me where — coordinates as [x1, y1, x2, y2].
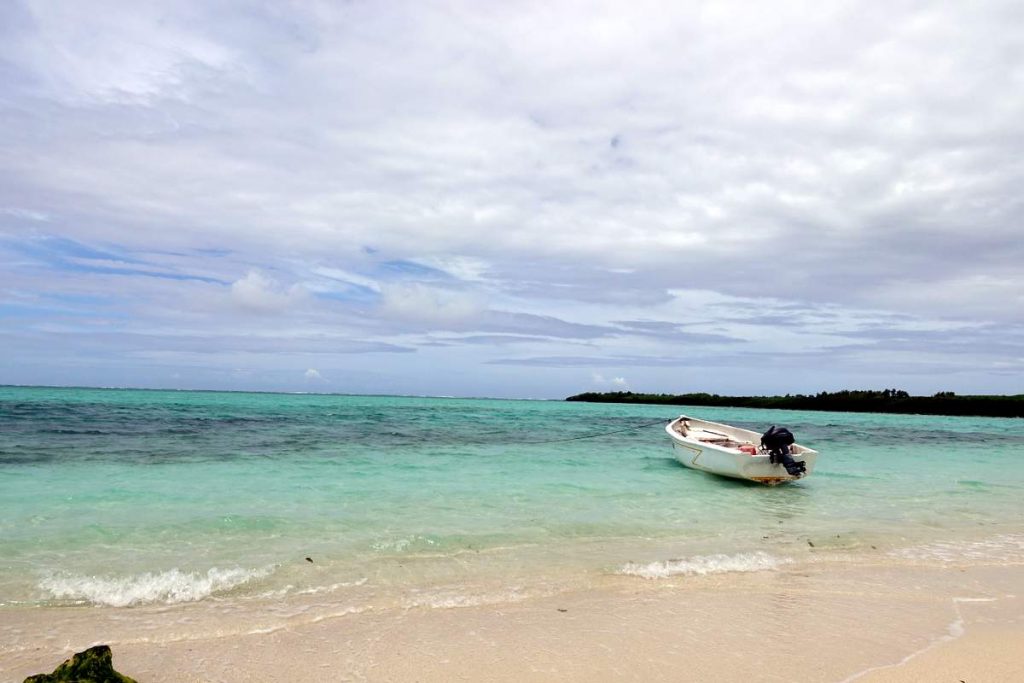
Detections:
[4, 559, 1020, 682]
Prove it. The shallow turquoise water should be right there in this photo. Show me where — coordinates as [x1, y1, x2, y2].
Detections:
[2, 386, 1023, 607]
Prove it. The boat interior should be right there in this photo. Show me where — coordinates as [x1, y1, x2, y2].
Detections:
[673, 417, 805, 455]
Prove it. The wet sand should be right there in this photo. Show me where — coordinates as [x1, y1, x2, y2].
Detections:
[854, 626, 1024, 682]
[3, 560, 1020, 682]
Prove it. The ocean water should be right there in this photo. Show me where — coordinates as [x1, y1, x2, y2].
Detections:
[2, 386, 1023, 612]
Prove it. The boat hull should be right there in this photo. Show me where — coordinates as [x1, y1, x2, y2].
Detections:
[666, 416, 817, 485]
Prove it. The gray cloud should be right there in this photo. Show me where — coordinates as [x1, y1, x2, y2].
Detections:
[489, 355, 693, 368]
[449, 334, 560, 346]
[612, 320, 745, 344]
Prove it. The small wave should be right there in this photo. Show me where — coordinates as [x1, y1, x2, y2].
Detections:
[619, 552, 790, 579]
[890, 534, 1024, 564]
[256, 578, 368, 600]
[39, 566, 275, 607]
[956, 479, 990, 488]
[372, 535, 439, 552]
[38, 428, 112, 435]
[401, 587, 530, 610]
[294, 578, 368, 595]
[955, 479, 1018, 490]
[817, 471, 881, 481]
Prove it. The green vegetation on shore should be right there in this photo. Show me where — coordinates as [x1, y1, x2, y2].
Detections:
[565, 389, 1024, 418]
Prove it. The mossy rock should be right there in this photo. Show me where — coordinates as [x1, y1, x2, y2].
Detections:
[24, 645, 137, 683]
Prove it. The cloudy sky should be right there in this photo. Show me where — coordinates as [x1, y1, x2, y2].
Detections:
[1, 1, 1022, 398]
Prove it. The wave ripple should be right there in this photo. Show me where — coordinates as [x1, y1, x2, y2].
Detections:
[619, 551, 789, 579]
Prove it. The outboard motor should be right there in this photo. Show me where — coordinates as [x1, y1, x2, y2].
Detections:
[761, 426, 806, 477]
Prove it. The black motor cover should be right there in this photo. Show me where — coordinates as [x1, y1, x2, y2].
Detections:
[761, 425, 795, 451]
[761, 426, 805, 476]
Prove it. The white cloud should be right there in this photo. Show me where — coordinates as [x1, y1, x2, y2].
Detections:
[309, 267, 381, 293]
[229, 271, 307, 314]
[379, 283, 485, 324]
[410, 256, 491, 283]
[0, 207, 49, 221]
[304, 368, 324, 382]
[592, 373, 629, 390]
[6, 1, 240, 105]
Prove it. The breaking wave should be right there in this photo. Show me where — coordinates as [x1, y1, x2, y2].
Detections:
[39, 566, 275, 607]
[619, 551, 790, 579]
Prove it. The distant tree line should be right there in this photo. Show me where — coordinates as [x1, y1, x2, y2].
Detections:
[565, 389, 1024, 418]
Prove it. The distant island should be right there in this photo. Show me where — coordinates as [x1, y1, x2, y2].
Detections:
[565, 389, 1024, 418]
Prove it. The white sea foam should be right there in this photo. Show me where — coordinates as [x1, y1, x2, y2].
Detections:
[39, 566, 275, 607]
[294, 578, 368, 595]
[401, 587, 530, 610]
[372, 535, 438, 552]
[619, 552, 790, 579]
[256, 578, 369, 599]
[890, 534, 1024, 564]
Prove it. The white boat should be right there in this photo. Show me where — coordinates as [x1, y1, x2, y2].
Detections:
[665, 415, 818, 485]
